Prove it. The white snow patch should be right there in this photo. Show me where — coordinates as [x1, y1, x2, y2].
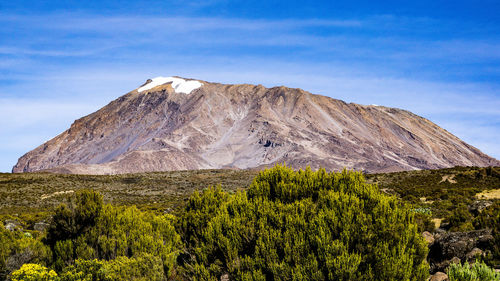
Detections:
[137, 76, 203, 94]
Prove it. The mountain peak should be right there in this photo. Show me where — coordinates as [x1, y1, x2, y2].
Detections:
[137, 76, 203, 94]
[12, 78, 499, 174]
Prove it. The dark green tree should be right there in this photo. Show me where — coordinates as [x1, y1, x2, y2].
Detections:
[45, 190, 103, 248]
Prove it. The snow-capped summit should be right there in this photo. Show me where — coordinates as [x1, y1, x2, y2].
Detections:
[138, 76, 203, 94]
[13, 77, 500, 174]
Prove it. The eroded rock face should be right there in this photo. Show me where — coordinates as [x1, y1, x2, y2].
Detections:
[12, 77, 500, 175]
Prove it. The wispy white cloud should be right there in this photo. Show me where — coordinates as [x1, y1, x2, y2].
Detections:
[2, 13, 499, 65]
[1, 14, 363, 31]
[0, 45, 126, 57]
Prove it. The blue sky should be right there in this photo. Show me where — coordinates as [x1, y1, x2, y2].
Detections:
[0, 1, 499, 172]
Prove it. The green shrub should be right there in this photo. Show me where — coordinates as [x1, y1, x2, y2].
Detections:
[178, 165, 429, 280]
[100, 254, 164, 281]
[414, 213, 435, 232]
[10, 263, 57, 281]
[45, 190, 103, 248]
[46, 190, 181, 278]
[58, 259, 105, 281]
[447, 260, 500, 281]
[59, 255, 164, 281]
[447, 204, 474, 232]
[0, 222, 13, 278]
[1, 222, 52, 280]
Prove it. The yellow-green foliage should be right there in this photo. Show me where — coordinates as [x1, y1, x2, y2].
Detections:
[0, 222, 12, 278]
[100, 254, 164, 281]
[178, 165, 429, 281]
[58, 259, 105, 281]
[46, 190, 181, 278]
[58, 255, 164, 281]
[0, 222, 51, 280]
[447, 261, 500, 281]
[11, 263, 57, 281]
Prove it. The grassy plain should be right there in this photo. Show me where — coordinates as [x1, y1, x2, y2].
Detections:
[0, 166, 498, 224]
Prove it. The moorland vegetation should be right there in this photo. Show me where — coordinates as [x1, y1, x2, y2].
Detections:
[0, 165, 499, 280]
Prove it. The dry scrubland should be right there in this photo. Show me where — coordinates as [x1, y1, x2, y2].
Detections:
[0, 166, 498, 218]
[0, 165, 499, 280]
[0, 169, 259, 215]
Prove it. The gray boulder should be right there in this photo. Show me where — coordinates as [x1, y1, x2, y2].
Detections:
[34, 222, 50, 232]
[469, 200, 493, 215]
[428, 229, 494, 273]
[3, 220, 22, 232]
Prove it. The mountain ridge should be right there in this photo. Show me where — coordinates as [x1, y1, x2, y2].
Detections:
[13, 76, 499, 174]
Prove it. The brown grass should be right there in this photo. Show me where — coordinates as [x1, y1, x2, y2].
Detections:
[476, 189, 500, 199]
[432, 218, 443, 229]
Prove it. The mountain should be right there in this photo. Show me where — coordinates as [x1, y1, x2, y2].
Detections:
[12, 76, 499, 174]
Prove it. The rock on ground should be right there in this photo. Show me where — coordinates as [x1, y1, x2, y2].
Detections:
[428, 229, 494, 273]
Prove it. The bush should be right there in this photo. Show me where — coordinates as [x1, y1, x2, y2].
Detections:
[0, 223, 13, 279]
[59, 255, 164, 281]
[58, 259, 105, 281]
[178, 165, 429, 280]
[447, 260, 500, 281]
[100, 254, 164, 281]
[1, 222, 52, 280]
[46, 189, 181, 278]
[45, 190, 103, 248]
[447, 204, 474, 232]
[10, 263, 57, 281]
[414, 213, 435, 233]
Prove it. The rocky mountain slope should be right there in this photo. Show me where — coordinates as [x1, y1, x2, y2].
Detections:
[13, 76, 499, 174]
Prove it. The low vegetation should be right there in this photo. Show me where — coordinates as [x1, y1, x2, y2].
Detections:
[367, 166, 500, 220]
[447, 261, 500, 281]
[177, 166, 428, 280]
[0, 169, 258, 215]
[1, 165, 499, 280]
